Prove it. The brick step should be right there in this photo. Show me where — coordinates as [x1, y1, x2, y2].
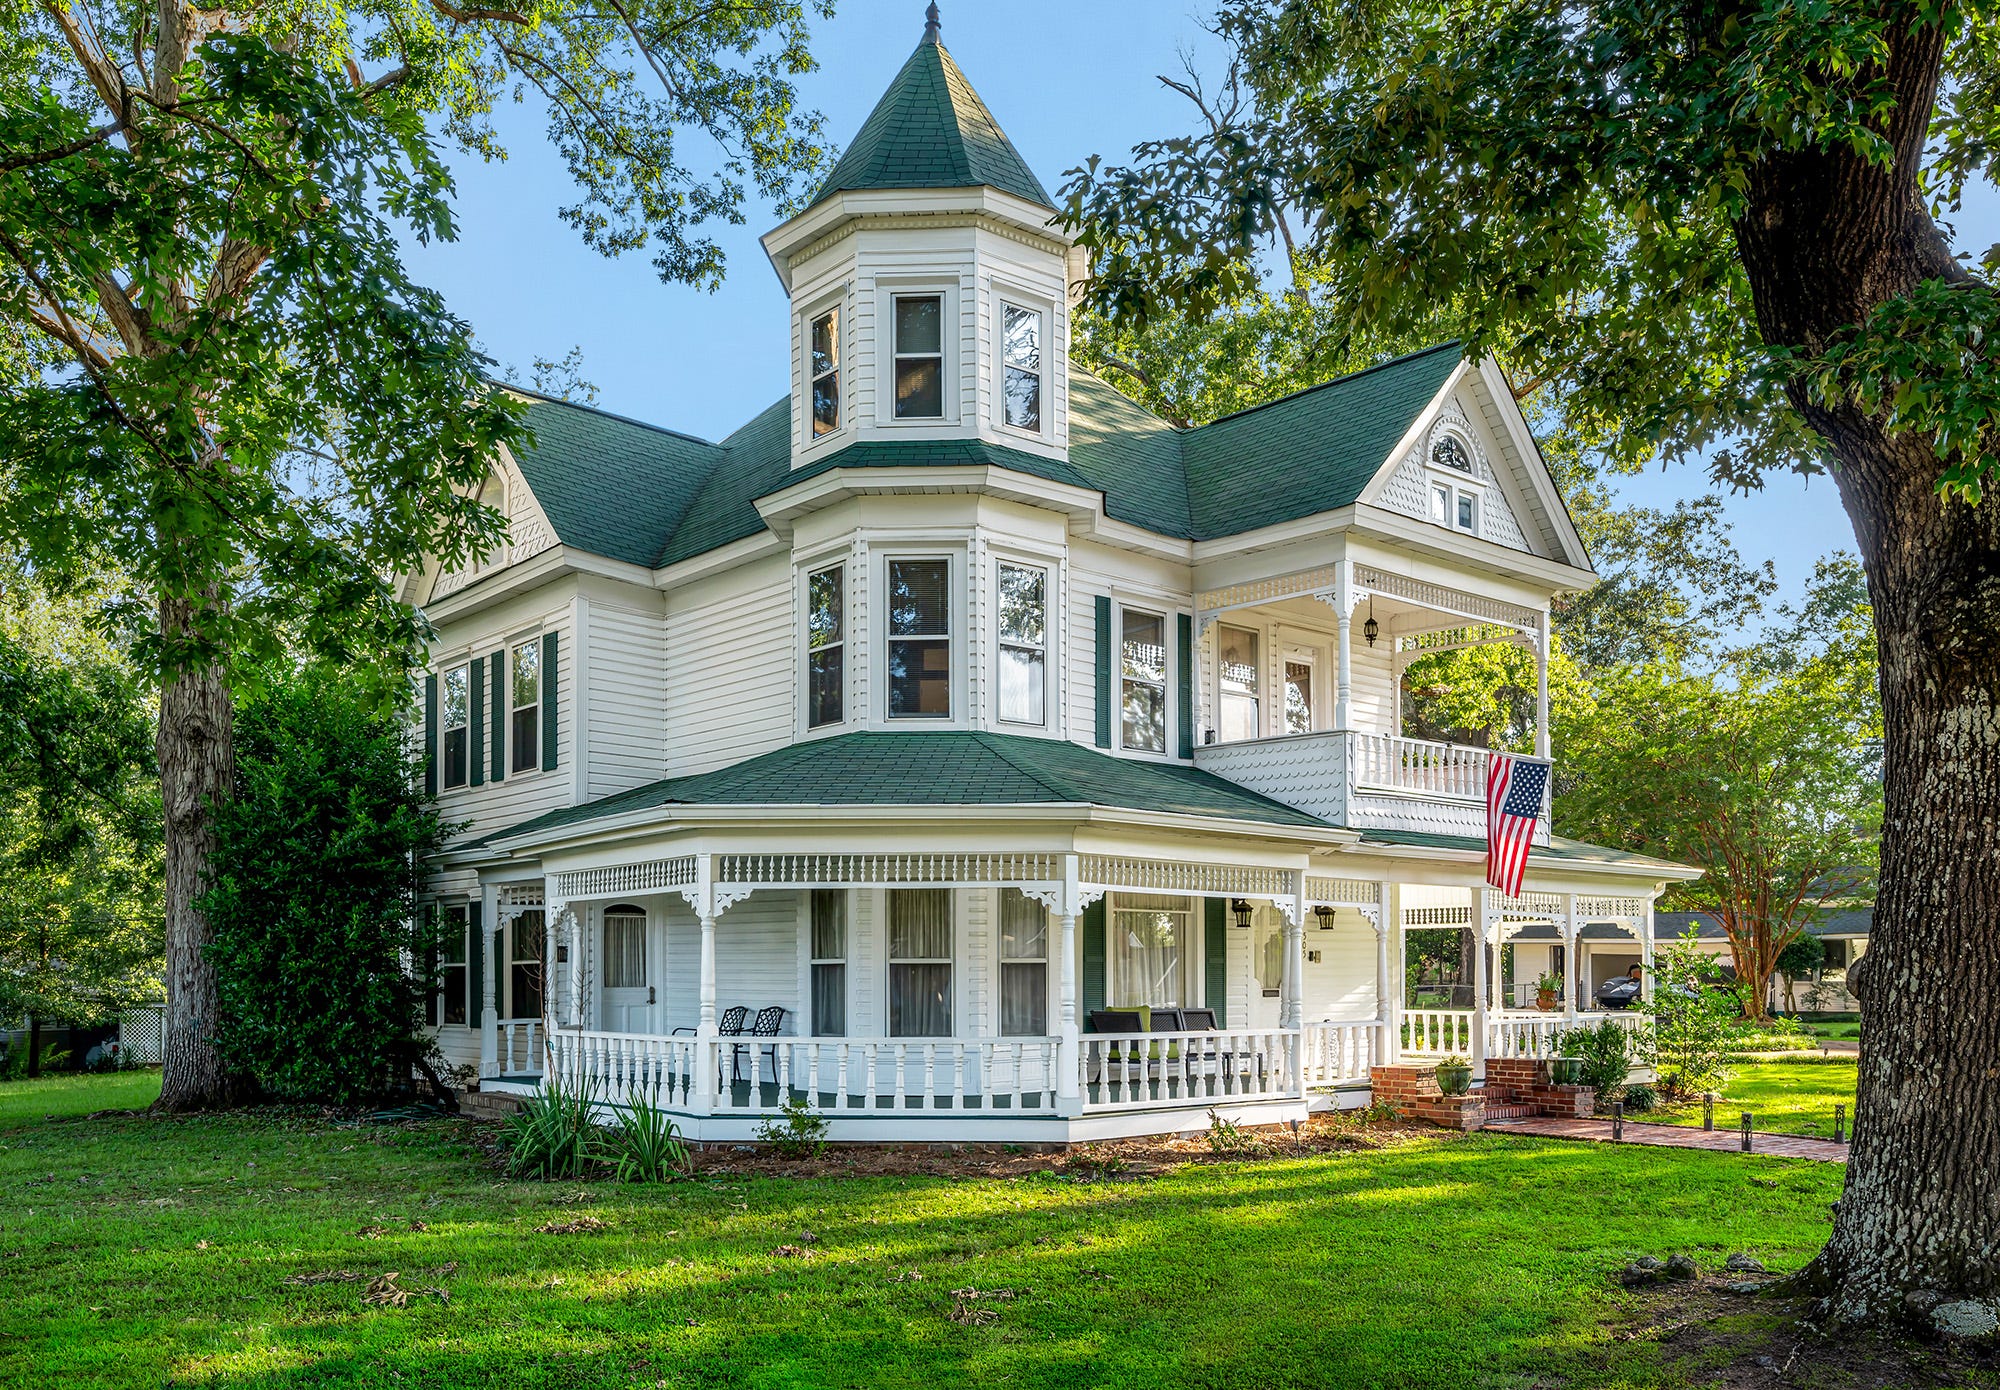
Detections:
[1478, 1102, 1537, 1122]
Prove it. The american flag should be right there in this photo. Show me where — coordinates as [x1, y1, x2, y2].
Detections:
[1485, 753, 1547, 898]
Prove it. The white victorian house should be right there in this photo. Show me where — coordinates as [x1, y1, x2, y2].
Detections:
[403, 15, 1699, 1141]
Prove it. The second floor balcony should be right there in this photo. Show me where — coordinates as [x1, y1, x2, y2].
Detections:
[1187, 560, 1553, 842]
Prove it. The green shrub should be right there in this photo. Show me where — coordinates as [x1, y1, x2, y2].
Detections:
[1620, 1083, 1658, 1112]
[1647, 933, 1738, 1099]
[203, 672, 453, 1106]
[1205, 1109, 1267, 1156]
[608, 1090, 690, 1182]
[754, 1097, 828, 1159]
[505, 1074, 604, 1180]
[1556, 1018, 1635, 1096]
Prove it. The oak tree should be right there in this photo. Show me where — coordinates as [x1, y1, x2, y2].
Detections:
[1064, 0, 1995, 1322]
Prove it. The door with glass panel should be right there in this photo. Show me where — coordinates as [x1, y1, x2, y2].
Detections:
[599, 905, 651, 1033]
[1281, 648, 1319, 735]
[1249, 905, 1286, 1030]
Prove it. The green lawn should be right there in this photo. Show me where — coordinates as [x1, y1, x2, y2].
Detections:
[0, 1076, 1864, 1389]
[0, 1068, 161, 1128]
[1651, 1060, 1858, 1138]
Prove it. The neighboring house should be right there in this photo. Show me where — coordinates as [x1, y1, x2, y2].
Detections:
[401, 14, 1699, 1140]
[1653, 910, 1872, 1014]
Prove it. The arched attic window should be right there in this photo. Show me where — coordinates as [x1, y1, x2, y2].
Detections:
[472, 472, 508, 573]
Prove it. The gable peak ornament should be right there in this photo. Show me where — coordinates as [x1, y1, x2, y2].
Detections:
[923, 3, 941, 42]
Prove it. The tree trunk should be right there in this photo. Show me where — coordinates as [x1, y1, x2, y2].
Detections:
[26, 1017, 41, 1078]
[1732, 16, 2000, 1325]
[154, 592, 235, 1111]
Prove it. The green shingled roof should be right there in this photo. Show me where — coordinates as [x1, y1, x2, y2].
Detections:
[484, 731, 1329, 848]
[811, 32, 1053, 210]
[486, 345, 1465, 576]
[1353, 827, 1693, 874]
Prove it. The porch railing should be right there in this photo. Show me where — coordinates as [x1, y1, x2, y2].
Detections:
[717, 1037, 1060, 1115]
[548, 1030, 697, 1105]
[1351, 731, 1491, 800]
[1402, 1008, 1477, 1055]
[1080, 1028, 1298, 1112]
[497, 1018, 544, 1076]
[1301, 1020, 1385, 1088]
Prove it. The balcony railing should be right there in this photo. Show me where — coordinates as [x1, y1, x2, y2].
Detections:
[1193, 730, 1550, 843]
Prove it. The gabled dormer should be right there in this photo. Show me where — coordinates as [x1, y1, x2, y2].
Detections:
[759, 7, 1077, 471]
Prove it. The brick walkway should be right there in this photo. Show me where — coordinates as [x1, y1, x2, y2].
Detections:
[1485, 1114, 1849, 1161]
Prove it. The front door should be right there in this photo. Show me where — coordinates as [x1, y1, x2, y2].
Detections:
[1250, 906, 1286, 1030]
[600, 906, 651, 1033]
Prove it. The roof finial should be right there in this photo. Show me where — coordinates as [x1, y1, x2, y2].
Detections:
[922, 2, 941, 43]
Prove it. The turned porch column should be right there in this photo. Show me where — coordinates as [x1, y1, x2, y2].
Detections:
[1055, 853, 1083, 1115]
[1562, 891, 1580, 1022]
[1472, 888, 1491, 1078]
[479, 886, 500, 1078]
[1332, 562, 1355, 731]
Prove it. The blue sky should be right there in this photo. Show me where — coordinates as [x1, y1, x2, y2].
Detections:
[395, 1, 2000, 622]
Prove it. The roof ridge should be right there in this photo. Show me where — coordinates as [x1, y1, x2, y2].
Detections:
[502, 384, 721, 450]
[1196, 341, 1463, 430]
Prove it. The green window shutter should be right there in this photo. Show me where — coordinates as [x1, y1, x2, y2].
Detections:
[541, 631, 559, 771]
[1093, 595, 1112, 749]
[467, 900, 484, 1024]
[1204, 897, 1227, 1027]
[1176, 612, 1195, 759]
[423, 674, 438, 797]
[488, 652, 506, 783]
[469, 657, 485, 788]
[1081, 897, 1106, 1020]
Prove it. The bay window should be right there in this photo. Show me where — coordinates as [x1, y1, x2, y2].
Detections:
[998, 889, 1049, 1036]
[807, 564, 845, 728]
[893, 294, 944, 419]
[887, 558, 951, 718]
[1120, 608, 1167, 752]
[510, 639, 540, 773]
[996, 562, 1046, 724]
[1217, 625, 1260, 742]
[441, 664, 469, 789]
[888, 889, 952, 1037]
[811, 308, 841, 436]
[1109, 893, 1194, 1007]
[810, 890, 847, 1036]
[1001, 302, 1042, 431]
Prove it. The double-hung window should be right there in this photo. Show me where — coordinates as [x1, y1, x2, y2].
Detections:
[1217, 625, 1260, 742]
[893, 294, 944, 419]
[998, 889, 1049, 1036]
[888, 889, 952, 1036]
[1000, 303, 1042, 431]
[510, 639, 540, 773]
[810, 308, 840, 436]
[887, 558, 951, 718]
[810, 890, 846, 1036]
[807, 565, 845, 728]
[441, 664, 470, 789]
[996, 562, 1046, 724]
[440, 907, 469, 1026]
[508, 909, 544, 1020]
[1120, 608, 1168, 752]
[1109, 893, 1194, 1007]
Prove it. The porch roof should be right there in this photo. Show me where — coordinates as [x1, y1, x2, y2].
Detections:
[1655, 909, 1873, 941]
[479, 730, 1332, 849]
[1348, 827, 1694, 874]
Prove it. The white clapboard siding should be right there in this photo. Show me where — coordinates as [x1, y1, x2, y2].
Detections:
[662, 555, 795, 776]
[1304, 911, 1381, 1021]
[660, 891, 804, 1034]
[1064, 576, 1101, 748]
[586, 604, 669, 798]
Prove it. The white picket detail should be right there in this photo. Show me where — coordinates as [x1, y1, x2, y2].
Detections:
[497, 1019, 544, 1075]
[546, 1030, 698, 1107]
[706, 1037, 1059, 1114]
[1301, 1020, 1385, 1087]
[1079, 1029, 1299, 1113]
[1402, 1009, 1476, 1056]
[1488, 1013, 1566, 1059]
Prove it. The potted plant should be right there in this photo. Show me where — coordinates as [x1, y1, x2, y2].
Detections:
[1434, 1054, 1473, 1096]
[1535, 971, 1563, 1011]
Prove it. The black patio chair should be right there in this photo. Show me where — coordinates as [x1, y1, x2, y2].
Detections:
[672, 1004, 748, 1038]
[733, 1005, 789, 1085]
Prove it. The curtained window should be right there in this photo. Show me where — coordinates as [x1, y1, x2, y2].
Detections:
[998, 889, 1049, 1036]
[888, 889, 952, 1036]
[508, 909, 544, 1020]
[602, 908, 645, 989]
[1109, 893, 1193, 1007]
[810, 890, 847, 1036]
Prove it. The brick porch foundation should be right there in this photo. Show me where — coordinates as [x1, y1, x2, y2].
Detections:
[1374, 1059, 1595, 1132]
